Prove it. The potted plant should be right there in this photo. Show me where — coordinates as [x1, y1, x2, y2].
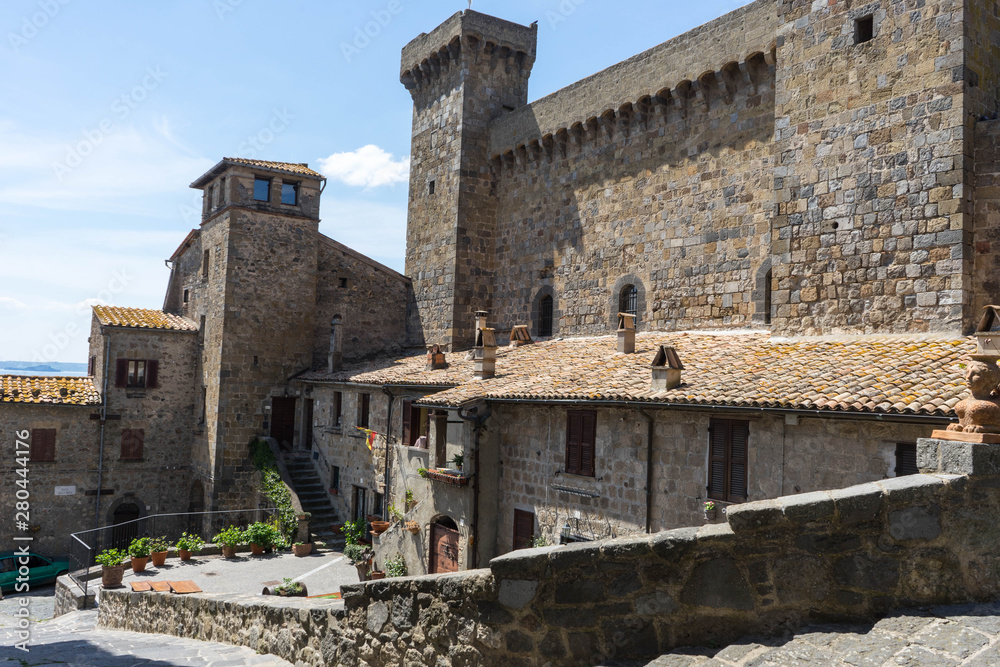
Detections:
[370, 519, 390, 536]
[292, 541, 312, 557]
[388, 504, 404, 524]
[96, 548, 127, 588]
[262, 577, 308, 597]
[405, 520, 420, 534]
[213, 526, 244, 559]
[451, 453, 464, 471]
[405, 489, 416, 512]
[128, 536, 152, 573]
[341, 518, 365, 546]
[244, 521, 280, 556]
[704, 501, 717, 520]
[150, 536, 170, 567]
[176, 532, 204, 561]
[369, 568, 386, 580]
[417, 467, 429, 479]
[385, 554, 407, 578]
[344, 543, 373, 582]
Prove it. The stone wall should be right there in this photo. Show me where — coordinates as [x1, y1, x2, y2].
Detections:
[99, 463, 1000, 666]
[973, 119, 1000, 319]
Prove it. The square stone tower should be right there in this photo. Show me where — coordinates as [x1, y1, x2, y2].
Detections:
[401, 11, 537, 350]
[182, 158, 325, 509]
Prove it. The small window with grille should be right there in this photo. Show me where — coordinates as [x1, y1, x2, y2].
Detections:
[619, 284, 637, 317]
[539, 294, 553, 337]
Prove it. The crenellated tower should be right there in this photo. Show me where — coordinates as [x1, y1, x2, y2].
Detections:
[400, 11, 536, 350]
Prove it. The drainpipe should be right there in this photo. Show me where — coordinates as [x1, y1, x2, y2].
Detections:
[458, 402, 491, 569]
[94, 332, 110, 531]
[381, 386, 394, 521]
[639, 408, 655, 534]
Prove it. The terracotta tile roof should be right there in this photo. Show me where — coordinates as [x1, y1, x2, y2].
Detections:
[0, 375, 101, 405]
[93, 306, 198, 332]
[221, 158, 323, 180]
[298, 332, 974, 417]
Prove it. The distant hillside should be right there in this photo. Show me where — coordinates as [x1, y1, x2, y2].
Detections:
[0, 361, 88, 373]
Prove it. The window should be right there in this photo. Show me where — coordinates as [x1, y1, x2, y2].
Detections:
[332, 465, 340, 490]
[88, 356, 96, 376]
[428, 180, 436, 195]
[333, 391, 343, 427]
[115, 359, 159, 389]
[281, 182, 298, 205]
[708, 418, 749, 503]
[539, 294, 554, 337]
[619, 284, 638, 317]
[356, 392, 371, 429]
[434, 411, 448, 467]
[253, 177, 271, 202]
[895, 442, 918, 476]
[30, 429, 56, 462]
[219, 176, 226, 203]
[121, 428, 144, 460]
[763, 269, 772, 325]
[373, 492, 384, 517]
[338, 277, 349, 289]
[402, 400, 429, 447]
[183, 289, 190, 304]
[202, 250, 210, 278]
[855, 15, 874, 44]
[353, 486, 367, 521]
[200, 386, 207, 424]
[565, 410, 596, 477]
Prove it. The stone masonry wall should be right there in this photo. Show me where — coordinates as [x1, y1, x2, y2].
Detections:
[490, 404, 935, 556]
[973, 119, 1000, 318]
[100, 469, 1000, 666]
[770, 0, 972, 335]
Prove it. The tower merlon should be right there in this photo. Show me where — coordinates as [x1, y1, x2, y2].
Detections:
[400, 10, 537, 91]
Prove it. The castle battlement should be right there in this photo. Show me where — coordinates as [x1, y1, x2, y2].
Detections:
[400, 10, 536, 96]
[488, 0, 776, 159]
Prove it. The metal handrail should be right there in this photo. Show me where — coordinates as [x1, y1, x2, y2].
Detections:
[68, 508, 280, 544]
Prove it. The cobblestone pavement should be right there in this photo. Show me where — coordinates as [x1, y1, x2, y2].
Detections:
[0, 610, 292, 666]
[647, 601, 1000, 667]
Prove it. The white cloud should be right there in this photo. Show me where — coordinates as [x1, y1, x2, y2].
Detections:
[0, 297, 28, 310]
[317, 145, 410, 188]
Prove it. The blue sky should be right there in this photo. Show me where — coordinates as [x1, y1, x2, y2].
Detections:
[0, 0, 751, 363]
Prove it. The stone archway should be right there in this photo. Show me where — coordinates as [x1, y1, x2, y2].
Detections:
[107, 498, 145, 551]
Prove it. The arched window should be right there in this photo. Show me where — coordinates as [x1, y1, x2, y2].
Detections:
[539, 295, 553, 337]
[763, 269, 772, 325]
[619, 284, 638, 317]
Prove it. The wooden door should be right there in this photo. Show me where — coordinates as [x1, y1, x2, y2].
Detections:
[513, 509, 535, 550]
[270, 397, 297, 448]
[430, 521, 460, 573]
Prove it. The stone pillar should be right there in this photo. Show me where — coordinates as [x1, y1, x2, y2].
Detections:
[618, 313, 636, 354]
[918, 437, 1000, 476]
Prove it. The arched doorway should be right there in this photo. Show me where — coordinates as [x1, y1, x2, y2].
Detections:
[110, 501, 142, 551]
[429, 516, 460, 574]
[187, 480, 206, 535]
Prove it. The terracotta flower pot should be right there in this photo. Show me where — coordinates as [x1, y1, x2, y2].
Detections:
[405, 521, 420, 534]
[369, 570, 385, 580]
[250, 543, 265, 556]
[178, 549, 193, 561]
[101, 565, 125, 588]
[151, 551, 168, 567]
[293, 543, 313, 557]
[370, 521, 390, 535]
[130, 556, 149, 573]
[221, 546, 237, 559]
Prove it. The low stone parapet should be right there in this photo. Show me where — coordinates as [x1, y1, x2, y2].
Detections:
[54, 575, 95, 617]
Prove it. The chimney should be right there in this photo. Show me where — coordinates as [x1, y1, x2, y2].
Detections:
[617, 313, 636, 354]
[509, 324, 533, 347]
[472, 311, 497, 380]
[650, 345, 684, 390]
[328, 315, 343, 372]
[426, 344, 449, 370]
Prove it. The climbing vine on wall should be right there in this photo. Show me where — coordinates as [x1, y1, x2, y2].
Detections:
[250, 439, 298, 540]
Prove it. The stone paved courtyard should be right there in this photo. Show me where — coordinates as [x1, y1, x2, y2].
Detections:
[0, 609, 291, 666]
[646, 601, 1000, 667]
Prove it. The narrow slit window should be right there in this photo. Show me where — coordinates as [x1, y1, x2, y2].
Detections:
[763, 269, 772, 326]
[539, 294, 553, 337]
[855, 15, 874, 44]
[428, 180, 436, 195]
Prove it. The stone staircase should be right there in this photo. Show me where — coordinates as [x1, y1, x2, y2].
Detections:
[284, 454, 342, 548]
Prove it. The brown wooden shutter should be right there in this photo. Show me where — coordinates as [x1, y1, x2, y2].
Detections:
[145, 360, 159, 388]
[580, 411, 596, 477]
[88, 356, 96, 376]
[708, 419, 728, 501]
[729, 420, 749, 502]
[30, 429, 56, 462]
[566, 411, 582, 475]
[401, 400, 412, 446]
[115, 358, 128, 388]
[513, 509, 535, 550]
[361, 393, 370, 428]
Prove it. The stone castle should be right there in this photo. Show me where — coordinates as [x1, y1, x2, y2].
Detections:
[3, 0, 1000, 590]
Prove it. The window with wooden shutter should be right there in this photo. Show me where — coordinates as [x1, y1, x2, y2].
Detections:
[121, 429, 144, 460]
[513, 509, 535, 550]
[145, 360, 158, 388]
[402, 400, 413, 445]
[88, 356, 96, 376]
[115, 358, 128, 388]
[30, 429, 56, 462]
[707, 418, 750, 503]
[332, 391, 342, 428]
[565, 410, 596, 477]
[357, 393, 370, 429]
[895, 442, 918, 476]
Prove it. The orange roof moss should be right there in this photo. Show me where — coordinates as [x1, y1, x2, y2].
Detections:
[93, 306, 198, 332]
[299, 332, 973, 417]
[0, 375, 100, 405]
